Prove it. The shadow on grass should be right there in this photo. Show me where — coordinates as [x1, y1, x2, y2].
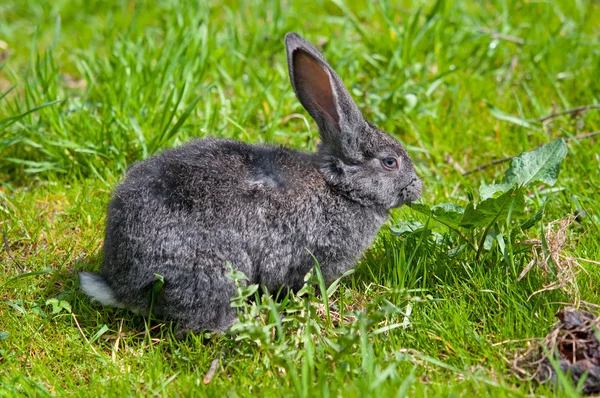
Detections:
[33, 252, 179, 342]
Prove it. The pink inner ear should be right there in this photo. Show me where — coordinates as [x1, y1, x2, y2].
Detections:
[294, 51, 340, 124]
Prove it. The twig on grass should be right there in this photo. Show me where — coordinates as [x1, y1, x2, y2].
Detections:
[570, 130, 600, 141]
[474, 28, 526, 45]
[534, 104, 600, 123]
[281, 113, 308, 124]
[462, 130, 600, 176]
[72, 313, 101, 357]
[112, 318, 124, 362]
[462, 155, 513, 177]
[492, 337, 544, 347]
[2, 225, 24, 272]
[203, 349, 225, 385]
[575, 258, 600, 266]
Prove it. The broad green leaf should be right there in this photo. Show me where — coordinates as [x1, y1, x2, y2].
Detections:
[408, 203, 465, 229]
[390, 220, 425, 235]
[430, 203, 465, 228]
[408, 203, 430, 215]
[45, 298, 72, 314]
[480, 139, 568, 199]
[459, 189, 525, 229]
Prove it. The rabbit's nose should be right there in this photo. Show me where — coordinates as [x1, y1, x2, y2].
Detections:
[404, 176, 422, 203]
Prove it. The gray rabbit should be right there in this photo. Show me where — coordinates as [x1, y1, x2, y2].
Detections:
[79, 32, 422, 335]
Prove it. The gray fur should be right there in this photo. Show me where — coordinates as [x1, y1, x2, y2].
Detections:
[79, 32, 422, 335]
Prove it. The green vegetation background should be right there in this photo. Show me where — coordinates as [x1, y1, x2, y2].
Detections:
[1, 0, 599, 396]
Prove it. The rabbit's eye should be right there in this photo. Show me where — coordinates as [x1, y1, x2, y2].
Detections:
[381, 157, 398, 170]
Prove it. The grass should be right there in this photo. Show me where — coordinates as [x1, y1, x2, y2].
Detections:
[1, 0, 600, 396]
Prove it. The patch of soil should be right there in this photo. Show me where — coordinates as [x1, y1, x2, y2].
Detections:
[514, 309, 600, 394]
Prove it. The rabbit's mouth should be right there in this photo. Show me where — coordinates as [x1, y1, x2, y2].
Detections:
[394, 177, 422, 208]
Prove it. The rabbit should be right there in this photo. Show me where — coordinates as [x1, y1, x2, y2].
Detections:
[79, 32, 422, 336]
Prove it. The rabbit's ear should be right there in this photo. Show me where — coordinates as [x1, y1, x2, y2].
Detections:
[285, 33, 365, 160]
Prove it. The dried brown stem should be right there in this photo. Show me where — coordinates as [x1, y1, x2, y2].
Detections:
[203, 350, 225, 385]
[474, 28, 526, 45]
[534, 104, 600, 123]
[72, 313, 101, 357]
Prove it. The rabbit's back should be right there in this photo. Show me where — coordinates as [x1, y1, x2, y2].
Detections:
[101, 138, 384, 312]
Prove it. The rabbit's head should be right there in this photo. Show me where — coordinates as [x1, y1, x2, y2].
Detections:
[285, 33, 422, 210]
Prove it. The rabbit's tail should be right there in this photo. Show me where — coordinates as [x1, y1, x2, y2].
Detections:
[79, 272, 125, 308]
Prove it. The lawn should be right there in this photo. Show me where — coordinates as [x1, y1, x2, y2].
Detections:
[1, 0, 600, 396]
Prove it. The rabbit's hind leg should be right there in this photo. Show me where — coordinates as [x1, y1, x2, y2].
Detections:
[165, 266, 241, 338]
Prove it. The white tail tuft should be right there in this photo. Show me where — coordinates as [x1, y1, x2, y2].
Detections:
[79, 272, 125, 308]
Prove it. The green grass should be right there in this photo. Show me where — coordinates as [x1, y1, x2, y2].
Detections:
[1, 0, 600, 396]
